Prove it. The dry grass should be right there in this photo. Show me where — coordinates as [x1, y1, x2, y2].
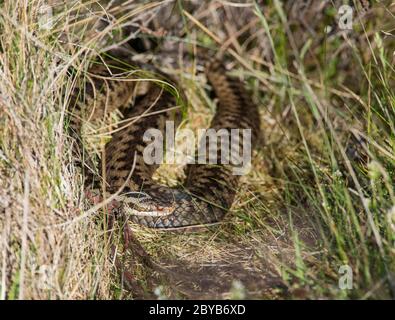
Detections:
[1, 0, 395, 299]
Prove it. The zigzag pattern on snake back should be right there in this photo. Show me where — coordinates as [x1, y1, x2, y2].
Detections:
[68, 57, 260, 229]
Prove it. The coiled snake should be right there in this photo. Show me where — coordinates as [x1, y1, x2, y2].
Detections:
[68, 57, 260, 229]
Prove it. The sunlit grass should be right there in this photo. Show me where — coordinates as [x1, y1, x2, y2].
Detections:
[0, 0, 394, 299]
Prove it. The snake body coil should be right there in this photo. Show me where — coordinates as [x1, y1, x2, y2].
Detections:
[69, 58, 260, 229]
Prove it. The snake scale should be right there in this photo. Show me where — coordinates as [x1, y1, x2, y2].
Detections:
[68, 57, 260, 229]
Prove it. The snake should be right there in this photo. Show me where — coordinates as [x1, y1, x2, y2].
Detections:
[67, 0, 374, 229]
[68, 56, 260, 229]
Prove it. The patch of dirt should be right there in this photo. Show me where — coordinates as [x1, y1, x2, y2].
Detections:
[150, 248, 287, 300]
[124, 210, 318, 300]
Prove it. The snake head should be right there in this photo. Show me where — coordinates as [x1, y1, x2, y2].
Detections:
[121, 192, 175, 217]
